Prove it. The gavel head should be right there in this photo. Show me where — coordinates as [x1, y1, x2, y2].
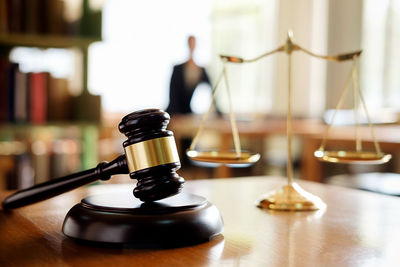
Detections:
[119, 109, 185, 202]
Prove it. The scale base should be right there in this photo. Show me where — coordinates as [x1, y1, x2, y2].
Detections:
[257, 182, 326, 211]
[62, 192, 223, 248]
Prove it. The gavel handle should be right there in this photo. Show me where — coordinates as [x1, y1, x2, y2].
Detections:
[2, 155, 129, 210]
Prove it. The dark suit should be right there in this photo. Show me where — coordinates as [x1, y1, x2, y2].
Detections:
[166, 63, 210, 115]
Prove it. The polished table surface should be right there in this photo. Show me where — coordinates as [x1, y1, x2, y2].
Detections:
[1, 176, 400, 266]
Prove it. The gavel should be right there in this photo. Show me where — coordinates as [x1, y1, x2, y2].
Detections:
[2, 109, 185, 209]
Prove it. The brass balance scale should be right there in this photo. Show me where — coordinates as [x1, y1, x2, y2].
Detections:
[186, 30, 391, 211]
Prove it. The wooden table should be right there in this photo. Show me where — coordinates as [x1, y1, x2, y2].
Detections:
[301, 125, 400, 182]
[1, 176, 400, 266]
[170, 115, 400, 181]
[169, 115, 326, 178]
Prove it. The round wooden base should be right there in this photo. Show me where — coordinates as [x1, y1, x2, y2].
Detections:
[62, 192, 223, 248]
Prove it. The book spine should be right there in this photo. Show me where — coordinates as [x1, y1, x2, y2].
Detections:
[32, 140, 50, 184]
[0, 0, 8, 34]
[0, 57, 9, 122]
[44, 0, 66, 35]
[50, 139, 81, 179]
[16, 153, 34, 189]
[29, 72, 48, 124]
[47, 76, 71, 122]
[6, 63, 19, 122]
[6, 0, 23, 33]
[13, 66, 29, 122]
[24, 0, 45, 34]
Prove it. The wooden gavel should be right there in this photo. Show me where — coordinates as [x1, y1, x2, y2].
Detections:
[2, 109, 185, 209]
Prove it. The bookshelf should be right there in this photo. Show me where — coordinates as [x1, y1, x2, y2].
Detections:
[0, 0, 103, 190]
[0, 33, 101, 48]
[0, 32, 101, 97]
[0, 123, 98, 189]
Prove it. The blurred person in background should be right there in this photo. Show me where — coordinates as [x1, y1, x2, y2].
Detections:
[166, 35, 211, 115]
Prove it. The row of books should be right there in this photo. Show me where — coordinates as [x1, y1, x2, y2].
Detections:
[0, 138, 82, 190]
[0, 57, 73, 123]
[0, 0, 102, 38]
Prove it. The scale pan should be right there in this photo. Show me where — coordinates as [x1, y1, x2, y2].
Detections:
[314, 150, 392, 164]
[186, 150, 260, 167]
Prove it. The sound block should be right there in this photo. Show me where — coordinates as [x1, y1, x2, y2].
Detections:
[62, 192, 223, 248]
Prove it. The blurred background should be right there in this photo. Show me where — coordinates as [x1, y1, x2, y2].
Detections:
[1, 0, 400, 195]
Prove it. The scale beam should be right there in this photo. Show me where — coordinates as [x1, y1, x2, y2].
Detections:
[187, 30, 390, 211]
